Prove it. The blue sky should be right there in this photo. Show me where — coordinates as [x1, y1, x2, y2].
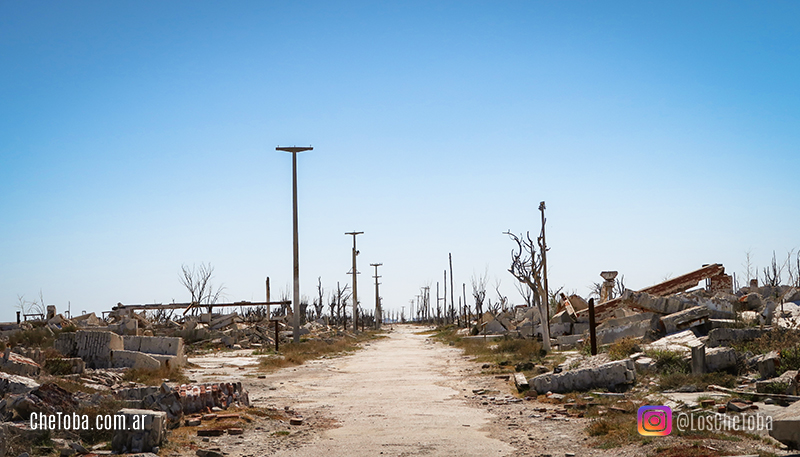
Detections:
[2, 1, 799, 322]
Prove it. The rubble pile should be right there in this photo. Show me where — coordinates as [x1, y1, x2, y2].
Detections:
[115, 381, 250, 420]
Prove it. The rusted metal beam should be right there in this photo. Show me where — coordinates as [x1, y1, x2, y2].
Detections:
[639, 263, 725, 297]
[579, 263, 726, 320]
[112, 300, 291, 312]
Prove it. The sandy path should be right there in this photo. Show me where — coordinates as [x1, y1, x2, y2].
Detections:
[260, 325, 515, 457]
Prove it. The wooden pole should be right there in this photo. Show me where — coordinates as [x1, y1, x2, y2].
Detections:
[588, 298, 597, 356]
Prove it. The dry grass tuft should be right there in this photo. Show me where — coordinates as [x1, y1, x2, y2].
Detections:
[122, 365, 189, 385]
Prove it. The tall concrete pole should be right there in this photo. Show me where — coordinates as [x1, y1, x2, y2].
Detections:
[346, 231, 363, 333]
[276, 146, 312, 344]
[539, 201, 550, 337]
[371, 263, 382, 329]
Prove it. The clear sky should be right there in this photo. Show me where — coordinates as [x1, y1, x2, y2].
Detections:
[2, 1, 799, 323]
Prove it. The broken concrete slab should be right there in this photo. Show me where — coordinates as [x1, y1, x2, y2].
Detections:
[660, 305, 710, 334]
[0, 351, 40, 377]
[757, 370, 798, 395]
[482, 319, 507, 335]
[595, 312, 658, 345]
[770, 399, 800, 449]
[109, 350, 161, 370]
[706, 327, 769, 348]
[0, 372, 39, 395]
[209, 313, 238, 330]
[530, 359, 636, 394]
[645, 329, 702, 354]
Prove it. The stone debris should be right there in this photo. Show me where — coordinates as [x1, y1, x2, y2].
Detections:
[770, 398, 800, 449]
[530, 359, 636, 394]
[756, 370, 798, 395]
[1, 349, 41, 377]
[115, 381, 249, 423]
[0, 372, 40, 396]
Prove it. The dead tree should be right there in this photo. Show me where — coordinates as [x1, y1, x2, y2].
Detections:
[180, 263, 225, 314]
[331, 282, 351, 328]
[471, 274, 487, 323]
[495, 280, 508, 313]
[313, 277, 325, 321]
[505, 231, 551, 352]
[763, 251, 783, 289]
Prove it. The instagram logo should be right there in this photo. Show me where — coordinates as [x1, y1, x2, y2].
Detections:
[637, 405, 672, 436]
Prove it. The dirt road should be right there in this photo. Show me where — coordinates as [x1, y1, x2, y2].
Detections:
[260, 325, 515, 456]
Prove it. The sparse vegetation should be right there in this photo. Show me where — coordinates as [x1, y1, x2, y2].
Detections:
[121, 364, 189, 385]
[8, 323, 76, 348]
[645, 349, 690, 375]
[732, 327, 800, 356]
[657, 372, 737, 392]
[258, 331, 383, 371]
[431, 326, 544, 370]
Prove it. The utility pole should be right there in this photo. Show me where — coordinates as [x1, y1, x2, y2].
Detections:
[266, 277, 271, 319]
[345, 231, 363, 333]
[371, 263, 382, 329]
[449, 253, 455, 326]
[462, 283, 467, 327]
[443, 270, 447, 324]
[276, 146, 312, 344]
[539, 201, 550, 337]
[421, 286, 430, 324]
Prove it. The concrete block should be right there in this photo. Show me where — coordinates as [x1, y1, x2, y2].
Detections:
[770, 399, 800, 449]
[706, 327, 768, 347]
[530, 359, 635, 394]
[757, 351, 780, 380]
[110, 350, 161, 370]
[514, 372, 529, 392]
[123, 336, 186, 366]
[55, 330, 124, 369]
[572, 323, 589, 334]
[111, 409, 166, 453]
[691, 343, 706, 375]
[549, 322, 572, 337]
[634, 357, 654, 373]
[705, 347, 737, 372]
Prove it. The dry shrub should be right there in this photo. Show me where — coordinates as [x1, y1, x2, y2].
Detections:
[585, 414, 642, 448]
[607, 337, 641, 360]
